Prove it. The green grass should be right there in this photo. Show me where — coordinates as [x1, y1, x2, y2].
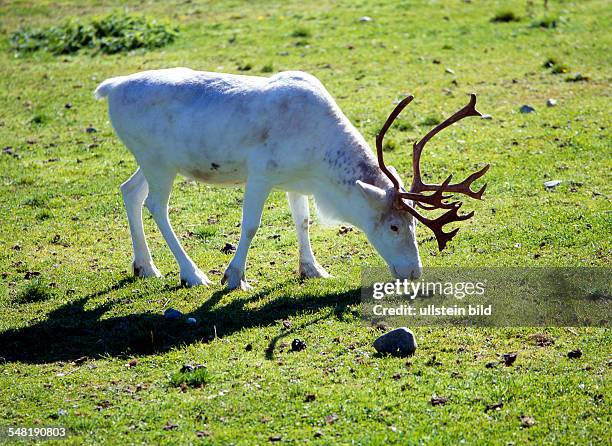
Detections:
[0, 0, 610, 444]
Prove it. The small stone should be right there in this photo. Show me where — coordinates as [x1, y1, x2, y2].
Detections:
[291, 338, 307, 352]
[519, 105, 536, 114]
[164, 308, 183, 320]
[373, 327, 417, 357]
[481, 114, 493, 120]
[185, 317, 197, 325]
[445, 67, 455, 74]
[359, 16, 373, 22]
[544, 180, 562, 189]
[567, 348, 582, 359]
[520, 414, 535, 427]
[85, 125, 97, 133]
[546, 98, 557, 107]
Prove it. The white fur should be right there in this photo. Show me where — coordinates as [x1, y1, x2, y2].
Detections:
[96, 68, 421, 289]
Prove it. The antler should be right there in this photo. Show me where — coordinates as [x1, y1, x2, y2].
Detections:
[375, 95, 415, 191]
[375, 93, 490, 251]
[411, 94, 490, 199]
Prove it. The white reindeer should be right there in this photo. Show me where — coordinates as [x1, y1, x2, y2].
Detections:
[95, 68, 488, 290]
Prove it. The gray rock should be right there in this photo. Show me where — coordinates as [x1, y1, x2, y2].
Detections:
[164, 308, 183, 320]
[546, 98, 557, 107]
[359, 16, 373, 22]
[544, 180, 562, 189]
[445, 67, 455, 74]
[373, 327, 417, 357]
[519, 105, 536, 114]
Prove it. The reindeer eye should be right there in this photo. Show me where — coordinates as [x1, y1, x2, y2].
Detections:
[390, 225, 399, 232]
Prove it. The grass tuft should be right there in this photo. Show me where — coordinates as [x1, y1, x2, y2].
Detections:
[291, 27, 311, 38]
[28, 113, 49, 125]
[533, 15, 559, 29]
[35, 209, 53, 220]
[170, 367, 210, 388]
[194, 226, 217, 240]
[392, 120, 414, 132]
[15, 279, 54, 303]
[419, 115, 442, 126]
[491, 10, 521, 23]
[543, 57, 569, 74]
[10, 12, 178, 55]
[382, 140, 398, 152]
[261, 63, 274, 73]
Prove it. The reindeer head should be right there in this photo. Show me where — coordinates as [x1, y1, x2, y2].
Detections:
[362, 93, 489, 279]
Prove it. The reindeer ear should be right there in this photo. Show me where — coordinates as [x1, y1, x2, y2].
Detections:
[356, 181, 390, 210]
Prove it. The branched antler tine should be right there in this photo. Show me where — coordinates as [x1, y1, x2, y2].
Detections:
[411, 93, 482, 194]
[397, 200, 475, 250]
[420, 207, 474, 250]
[398, 174, 459, 209]
[436, 164, 490, 199]
[376, 95, 414, 191]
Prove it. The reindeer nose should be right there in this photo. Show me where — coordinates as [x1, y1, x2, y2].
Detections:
[392, 264, 422, 280]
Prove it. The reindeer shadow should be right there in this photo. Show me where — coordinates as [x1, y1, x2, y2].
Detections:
[0, 277, 361, 364]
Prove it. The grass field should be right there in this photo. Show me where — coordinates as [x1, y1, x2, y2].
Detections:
[0, 0, 610, 444]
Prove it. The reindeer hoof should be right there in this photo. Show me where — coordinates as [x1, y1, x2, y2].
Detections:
[299, 262, 330, 279]
[180, 268, 212, 287]
[222, 266, 252, 291]
[133, 262, 163, 279]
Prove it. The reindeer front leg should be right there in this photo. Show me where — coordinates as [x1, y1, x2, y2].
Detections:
[286, 192, 330, 279]
[222, 178, 271, 290]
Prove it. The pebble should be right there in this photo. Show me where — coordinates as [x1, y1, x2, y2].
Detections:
[445, 67, 455, 74]
[373, 327, 417, 357]
[164, 308, 184, 320]
[546, 98, 557, 107]
[544, 180, 562, 189]
[519, 105, 536, 114]
[359, 16, 373, 22]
